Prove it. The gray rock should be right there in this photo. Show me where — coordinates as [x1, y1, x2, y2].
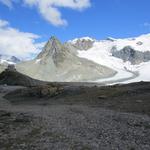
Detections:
[106, 37, 116, 42]
[69, 38, 94, 50]
[136, 41, 143, 46]
[112, 46, 150, 65]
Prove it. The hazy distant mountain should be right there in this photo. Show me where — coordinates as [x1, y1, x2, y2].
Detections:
[0, 54, 21, 64]
[16, 36, 116, 82]
[0, 54, 21, 73]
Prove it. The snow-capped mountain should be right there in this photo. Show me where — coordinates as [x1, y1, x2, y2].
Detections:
[1, 33, 150, 84]
[0, 54, 21, 73]
[69, 33, 150, 83]
[0, 55, 21, 64]
[16, 36, 115, 82]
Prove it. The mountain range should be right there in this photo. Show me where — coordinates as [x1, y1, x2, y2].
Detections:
[1, 33, 150, 83]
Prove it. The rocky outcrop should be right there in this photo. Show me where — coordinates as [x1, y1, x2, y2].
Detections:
[106, 37, 116, 42]
[112, 46, 150, 65]
[69, 38, 94, 50]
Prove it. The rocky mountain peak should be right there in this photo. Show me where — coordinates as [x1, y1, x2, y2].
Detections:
[69, 37, 95, 50]
[37, 36, 64, 59]
[36, 36, 70, 66]
[49, 36, 61, 45]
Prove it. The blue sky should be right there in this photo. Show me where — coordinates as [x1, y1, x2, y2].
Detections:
[0, 0, 150, 58]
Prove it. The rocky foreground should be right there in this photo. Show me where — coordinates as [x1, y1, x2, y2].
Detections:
[0, 81, 150, 150]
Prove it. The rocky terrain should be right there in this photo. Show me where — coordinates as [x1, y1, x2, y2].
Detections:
[0, 70, 150, 150]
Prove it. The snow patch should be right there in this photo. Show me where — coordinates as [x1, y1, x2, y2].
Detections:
[35, 59, 41, 64]
[0, 59, 15, 65]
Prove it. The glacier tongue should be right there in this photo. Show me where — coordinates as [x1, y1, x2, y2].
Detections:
[77, 33, 150, 83]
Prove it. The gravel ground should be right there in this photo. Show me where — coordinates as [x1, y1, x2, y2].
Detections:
[0, 85, 150, 150]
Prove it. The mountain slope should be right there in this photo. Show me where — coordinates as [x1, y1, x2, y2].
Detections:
[16, 37, 116, 82]
[0, 67, 44, 87]
[72, 33, 150, 83]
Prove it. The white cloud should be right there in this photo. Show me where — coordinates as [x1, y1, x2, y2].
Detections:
[0, 0, 13, 8]
[0, 19, 43, 59]
[0, 0, 91, 26]
[0, 20, 9, 27]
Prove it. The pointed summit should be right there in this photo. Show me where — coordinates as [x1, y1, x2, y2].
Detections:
[37, 36, 64, 59]
[49, 36, 59, 41]
[48, 36, 62, 45]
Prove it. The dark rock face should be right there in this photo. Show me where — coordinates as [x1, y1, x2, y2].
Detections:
[112, 46, 150, 65]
